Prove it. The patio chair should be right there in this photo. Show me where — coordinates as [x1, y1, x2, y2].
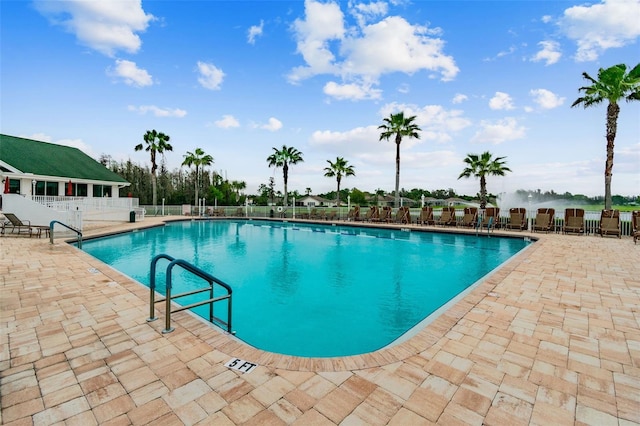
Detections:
[533, 208, 555, 233]
[393, 206, 410, 224]
[563, 208, 585, 235]
[436, 207, 456, 226]
[347, 206, 360, 221]
[416, 206, 435, 226]
[458, 207, 478, 228]
[326, 210, 337, 221]
[376, 206, 392, 223]
[505, 207, 527, 231]
[481, 207, 500, 230]
[632, 211, 640, 245]
[234, 207, 245, 217]
[1, 213, 33, 236]
[598, 209, 621, 238]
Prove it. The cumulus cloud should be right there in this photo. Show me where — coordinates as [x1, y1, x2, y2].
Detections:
[248, 20, 264, 44]
[288, 0, 458, 101]
[197, 61, 225, 90]
[127, 105, 187, 117]
[559, 0, 640, 61]
[489, 92, 515, 110]
[323, 81, 382, 100]
[530, 89, 565, 109]
[452, 93, 468, 104]
[531, 40, 562, 65]
[214, 115, 240, 128]
[34, 0, 154, 57]
[471, 117, 526, 144]
[107, 59, 153, 87]
[260, 117, 283, 131]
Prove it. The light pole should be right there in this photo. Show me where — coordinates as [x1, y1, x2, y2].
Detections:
[347, 195, 351, 220]
[528, 193, 532, 231]
[162, 198, 165, 216]
[32, 179, 36, 199]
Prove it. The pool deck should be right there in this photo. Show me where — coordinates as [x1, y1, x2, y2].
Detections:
[1, 216, 639, 425]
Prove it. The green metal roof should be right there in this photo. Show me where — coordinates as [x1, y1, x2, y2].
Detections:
[0, 134, 128, 184]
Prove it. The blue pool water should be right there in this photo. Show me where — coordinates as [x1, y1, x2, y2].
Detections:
[81, 220, 531, 357]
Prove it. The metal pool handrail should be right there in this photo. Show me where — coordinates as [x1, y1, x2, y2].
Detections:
[147, 253, 233, 335]
[49, 220, 83, 248]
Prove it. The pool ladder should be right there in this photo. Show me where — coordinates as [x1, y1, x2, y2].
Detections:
[147, 254, 233, 334]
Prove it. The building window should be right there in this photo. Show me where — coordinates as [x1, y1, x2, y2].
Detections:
[8, 179, 20, 194]
[93, 185, 112, 197]
[35, 181, 59, 196]
[65, 182, 88, 197]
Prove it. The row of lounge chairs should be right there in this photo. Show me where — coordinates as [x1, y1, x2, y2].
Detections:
[0, 213, 51, 238]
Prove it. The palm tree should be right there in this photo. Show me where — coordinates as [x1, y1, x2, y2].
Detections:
[305, 187, 312, 196]
[182, 148, 214, 209]
[378, 112, 421, 207]
[266, 145, 304, 207]
[135, 130, 172, 206]
[324, 157, 355, 206]
[458, 152, 511, 209]
[230, 180, 247, 204]
[571, 63, 640, 209]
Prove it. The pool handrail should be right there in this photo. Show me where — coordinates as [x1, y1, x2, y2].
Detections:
[148, 254, 233, 335]
[49, 220, 83, 248]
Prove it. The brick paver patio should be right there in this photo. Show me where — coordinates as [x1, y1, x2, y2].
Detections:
[1, 217, 639, 425]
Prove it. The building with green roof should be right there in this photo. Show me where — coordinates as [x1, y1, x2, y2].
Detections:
[0, 134, 129, 197]
[1, 134, 135, 229]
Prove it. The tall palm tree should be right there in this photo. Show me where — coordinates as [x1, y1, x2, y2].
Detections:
[571, 63, 640, 209]
[324, 157, 355, 206]
[378, 112, 421, 207]
[458, 151, 511, 209]
[266, 145, 304, 207]
[135, 130, 172, 206]
[182, 148, 214, 209]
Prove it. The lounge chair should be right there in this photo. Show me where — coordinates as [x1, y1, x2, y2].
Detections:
[563, 208, 585, 235]
[436, 207, 456, 226]
[598, 209, 620, 238]
[481, 207, 500, 230]
[308, 208, 318, 219]
[392, 206, 410, 224]
[416, 206, 435, 226]
[347, 206, 360, 221]
[376, 206, 392, 223]
[326, 210, 337, 221]
[505, 207, 527, 231]
[632, 211, 640, 244]
[533, 208, 555, 233]
[458, 207, 478, 228]
[1, 213, 33, 236]
[234, 207, 245, 217]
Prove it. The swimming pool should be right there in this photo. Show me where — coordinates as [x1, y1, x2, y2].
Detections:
[81, 220, 532, 357]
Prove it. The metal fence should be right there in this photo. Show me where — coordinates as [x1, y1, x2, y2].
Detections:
[140, 205, 637, 237]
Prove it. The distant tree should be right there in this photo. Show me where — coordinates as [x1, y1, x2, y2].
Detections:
[135, 130, 172, 206]
[266, 145, 304, 207]
[458, 152, 511, 209]
[571, 63, 640, 209]
[305, 187, 312, 196]
[324, 157, 355, 206]
[230, 180, 247, 204]
[182, 148, 214, 209]
[349, 188, 367, 205]
[378, 112, 421, 208]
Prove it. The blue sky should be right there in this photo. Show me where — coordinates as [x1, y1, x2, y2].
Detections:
[2, 0, 639, 198]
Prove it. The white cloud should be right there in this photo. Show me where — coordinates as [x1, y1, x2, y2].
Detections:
[559, 0, 640, 61]
[531, 40, 562, 65]
[323, 81, 382, 100]
[530, 88, 565, 109]
[248, 20, 264, 44]
[489, 92, 515, 110]
[197, 61, 225, 90]
[541, 15, 553, 24]
[261, 117, 283, 131]
[471, 117, 526, 144]
[452, 93, 468, 104]
[108, 59, 153, 87]
[214, 115, 240, 128]
[127, 105, 187, 117]
[288, 0, 458, 100]
[34, 0, 154, 57]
